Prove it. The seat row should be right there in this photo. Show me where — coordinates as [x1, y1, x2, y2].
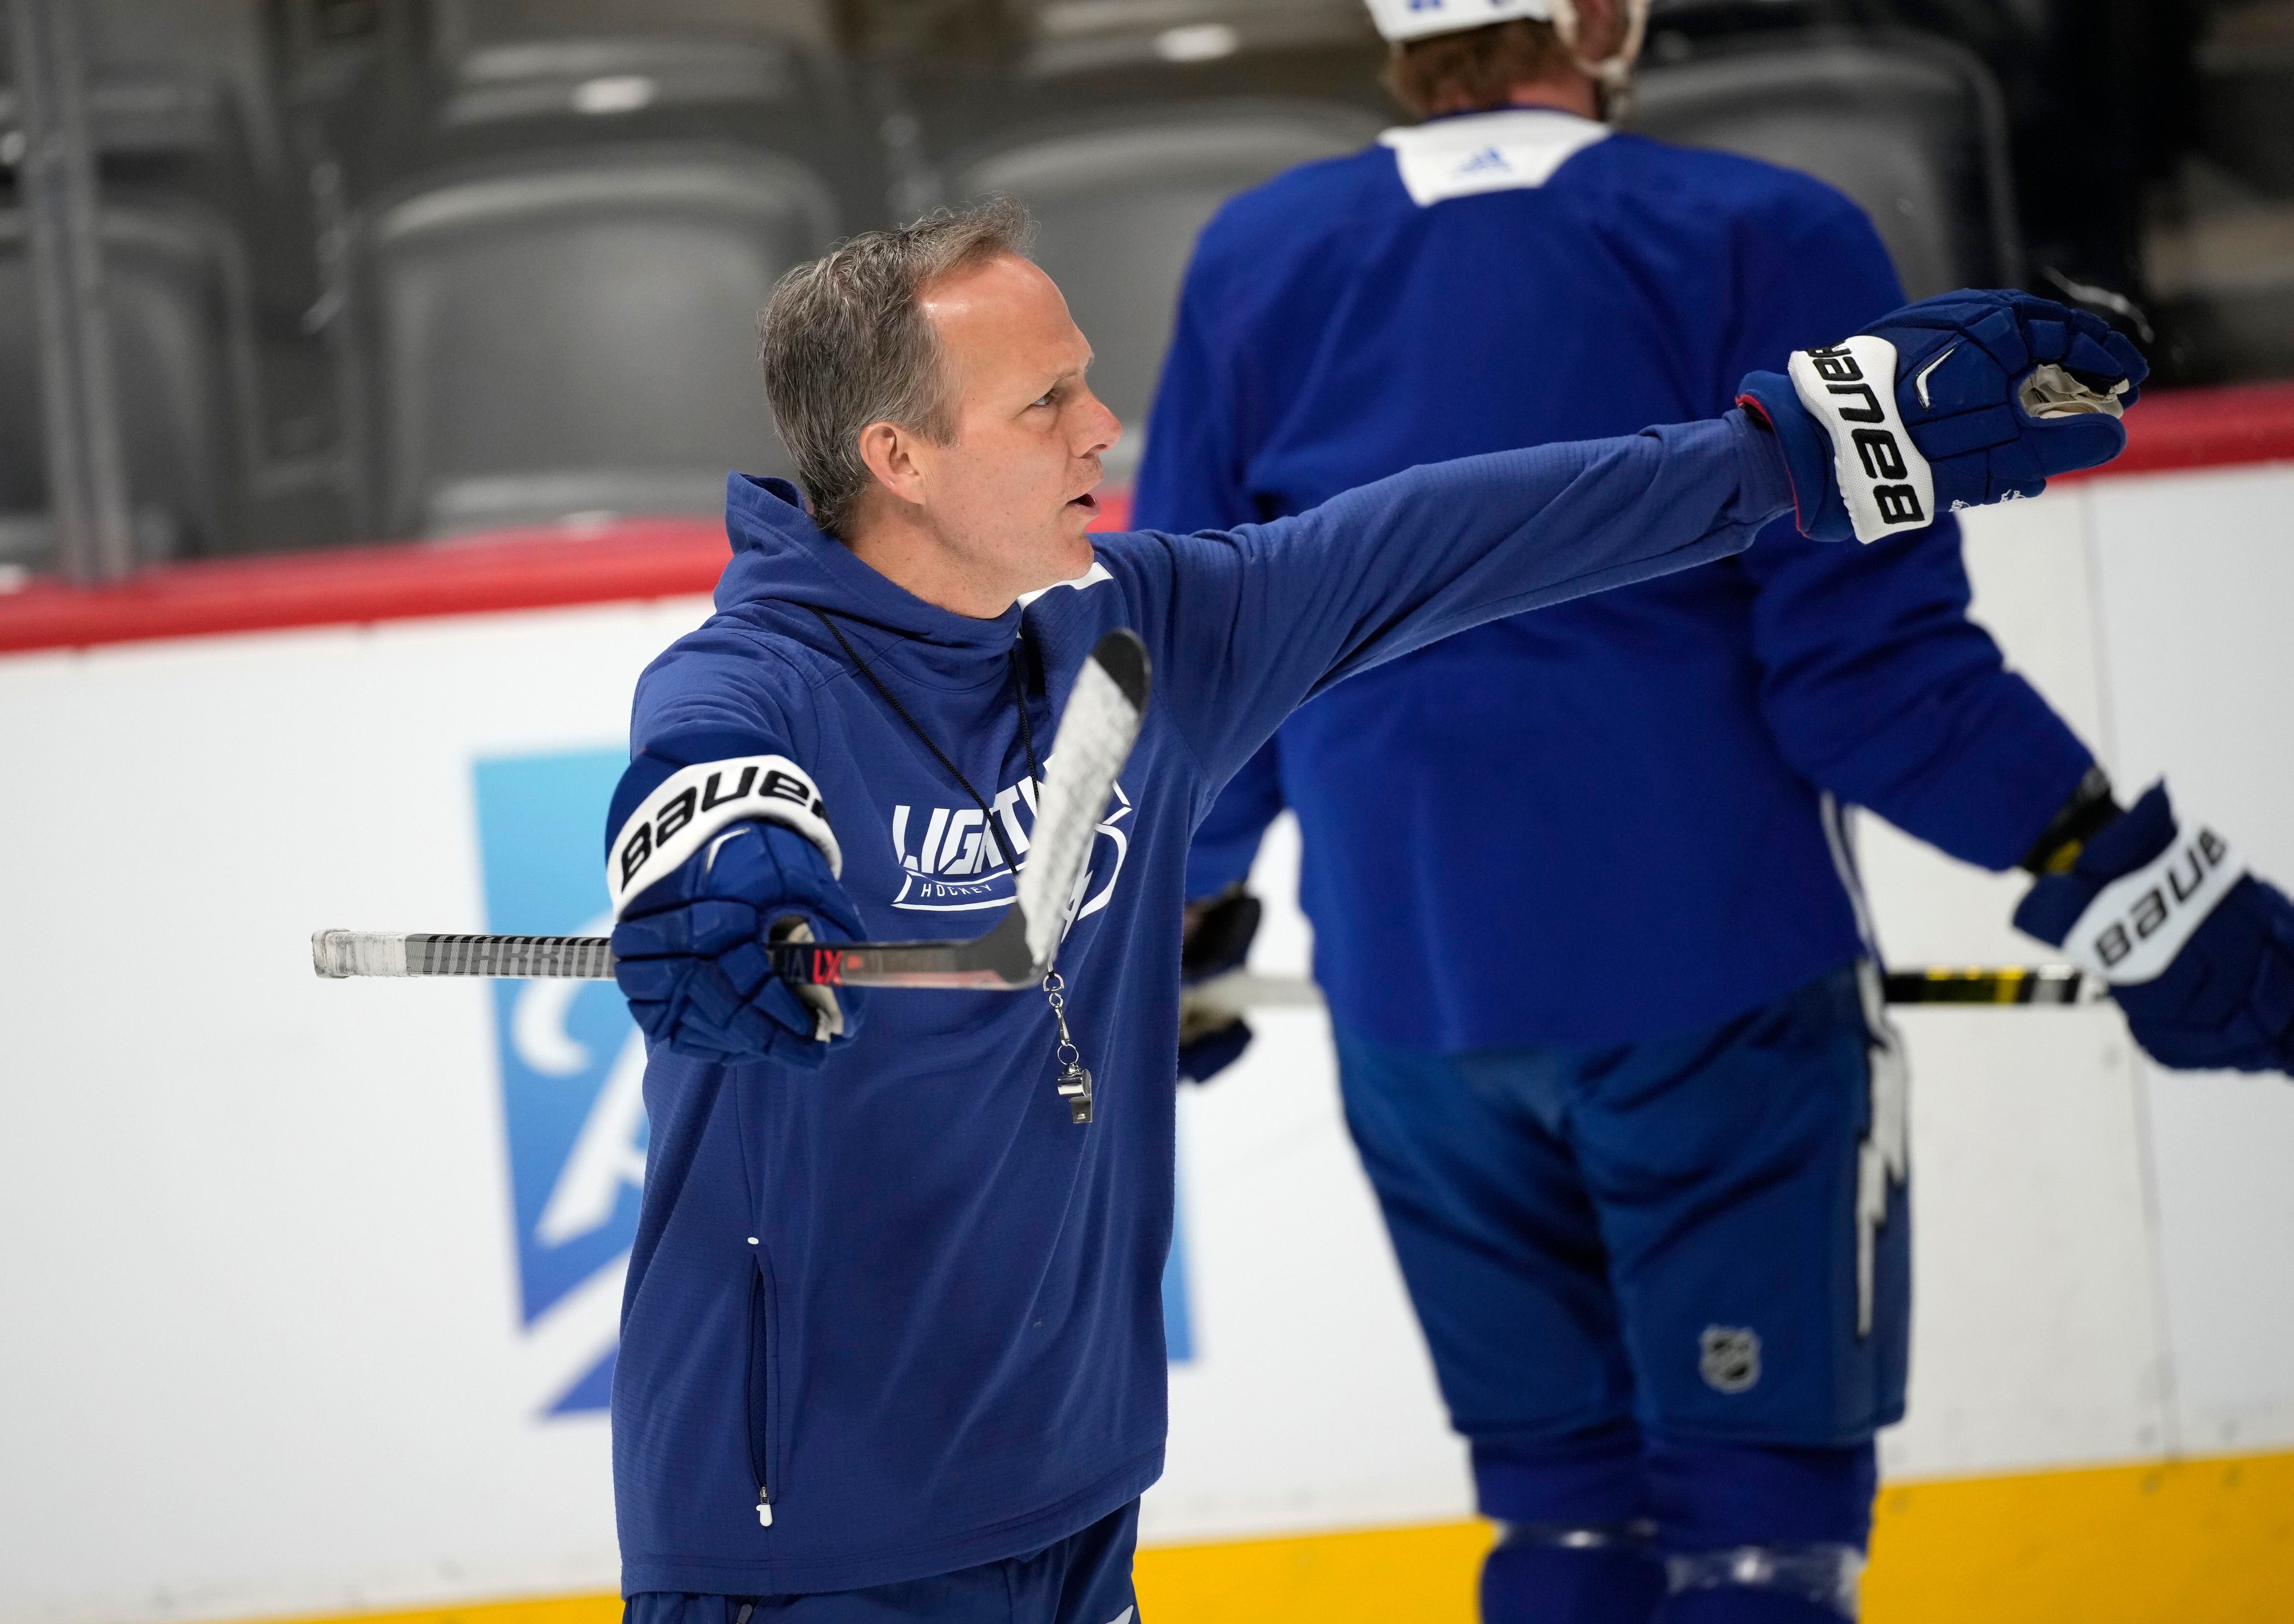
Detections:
[0, 9, 2021, 563]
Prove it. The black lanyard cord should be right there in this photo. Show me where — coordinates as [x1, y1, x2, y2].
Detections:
[1010, 638, 1042, 796]
[806, 605, 1042, 879]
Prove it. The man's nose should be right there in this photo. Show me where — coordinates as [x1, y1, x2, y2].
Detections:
[1076, 386, 1122, 457]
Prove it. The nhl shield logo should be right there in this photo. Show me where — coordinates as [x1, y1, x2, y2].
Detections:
[1699, 1325, 1762, 1394]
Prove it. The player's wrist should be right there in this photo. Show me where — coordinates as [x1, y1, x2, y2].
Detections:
[1735, 377, 1849, 540]
[2018, 764, 2123, 876]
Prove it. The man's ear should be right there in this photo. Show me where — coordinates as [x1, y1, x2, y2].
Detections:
[856, 420, 928, 508]
[1573, 0, 1631, 67]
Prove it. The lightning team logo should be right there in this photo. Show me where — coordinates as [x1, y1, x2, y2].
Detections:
[891, 761, 1133, 918]
[474, 748, 644, 1416]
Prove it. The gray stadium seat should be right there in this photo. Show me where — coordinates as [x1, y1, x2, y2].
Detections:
[349, 144, 837, 538]
[0, 0, 283, 177]
[436, 0, 839, 60]
[956, 103, 1385, 476]
[0, 205, 256, 565]
[435, 32, 815, 130]
[387, 0, 879, 268]
[427, 0, 838, 130]
[1630, 34, 2024, 298]
[1009, 0, 1376, 80]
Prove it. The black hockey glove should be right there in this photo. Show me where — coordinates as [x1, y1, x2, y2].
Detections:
[2014, 782, 2294, 1076]
[1178, 886, 1262, 1084]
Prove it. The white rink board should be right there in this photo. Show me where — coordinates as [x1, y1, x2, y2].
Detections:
[1, 464, 2291, 1623]
[2088, 467, 2294, 1457]
[0, 602, 710, 1624]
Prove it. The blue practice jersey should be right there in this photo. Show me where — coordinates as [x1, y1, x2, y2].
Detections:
[1138, 107, 2097, 1048]
[608, 426, 1790, 1594]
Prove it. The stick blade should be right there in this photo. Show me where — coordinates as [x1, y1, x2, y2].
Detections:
[1881, 965, 2095, 1004]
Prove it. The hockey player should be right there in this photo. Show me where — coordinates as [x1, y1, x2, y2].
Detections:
[1137, 4, 2294, 1622]
[602, 196, 2141, 1623]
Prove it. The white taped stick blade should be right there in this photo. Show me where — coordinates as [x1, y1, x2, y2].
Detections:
[1014, 631, 1150, 973]
[313, 930, 411, 978]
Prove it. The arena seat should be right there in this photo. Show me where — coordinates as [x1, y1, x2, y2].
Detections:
[0, 0, 283, 178]
[0, 204, 256, 566]
[336, 0, 884, 243]
[954, 103, 1385, 475]
[436, 0, 839, 59]
[347, 144, 836, 538]
[428, 0, 838, 130]
[1009, 0, 1375, 80]
[1630, 33, 2025, 298]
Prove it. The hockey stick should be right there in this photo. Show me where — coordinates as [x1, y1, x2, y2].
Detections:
[312, 628, 1153, 991]
[1879, 965, 2101, 1005]
[1175, 963, 2105, 1024]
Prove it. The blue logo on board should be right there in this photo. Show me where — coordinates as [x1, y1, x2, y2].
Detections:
[475, 748, 644, 1416]
[473, 745, 1193, 1417]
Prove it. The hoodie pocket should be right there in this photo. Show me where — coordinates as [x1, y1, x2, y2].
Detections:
[745, 1252, 781, 1527]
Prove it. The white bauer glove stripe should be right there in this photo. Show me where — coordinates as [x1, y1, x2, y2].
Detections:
[607, 755, 842, 918]
[2061, 821, 2245, 984]
[1787, 336, 1936, 545]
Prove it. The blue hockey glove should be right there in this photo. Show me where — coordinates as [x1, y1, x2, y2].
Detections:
[612, 818, 868, 1066]
[1177, 887, 1262, 1084]
[2014, 783, 2294, 1076]
[604, 748, 864, 1065]
[1738, 290, 2147, 544]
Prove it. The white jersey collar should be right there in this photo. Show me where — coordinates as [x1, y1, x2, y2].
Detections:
[1379, 107, 1611, 207]
[1015, 558, 1113, 608]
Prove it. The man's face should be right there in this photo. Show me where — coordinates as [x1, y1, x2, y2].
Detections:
[907, 253, 1121, 601]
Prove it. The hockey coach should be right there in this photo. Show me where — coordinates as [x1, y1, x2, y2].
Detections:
[598, 197, 2144, 1623]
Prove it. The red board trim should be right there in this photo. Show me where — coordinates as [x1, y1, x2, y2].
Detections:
[0, 516, 731, 656]
[2053, 380, 2294, 482]
[3, 382, 2289, 657]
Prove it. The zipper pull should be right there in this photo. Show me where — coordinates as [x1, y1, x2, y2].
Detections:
[757, 1488, 774, 1528]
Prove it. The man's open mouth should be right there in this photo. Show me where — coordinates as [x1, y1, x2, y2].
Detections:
[1067, 490, 1099, 513]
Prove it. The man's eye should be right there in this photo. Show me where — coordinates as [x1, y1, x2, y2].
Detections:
[1031, 392, 1056, 409]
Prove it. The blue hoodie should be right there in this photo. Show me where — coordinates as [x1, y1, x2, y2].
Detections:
[610, 419, 1792, 1594]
